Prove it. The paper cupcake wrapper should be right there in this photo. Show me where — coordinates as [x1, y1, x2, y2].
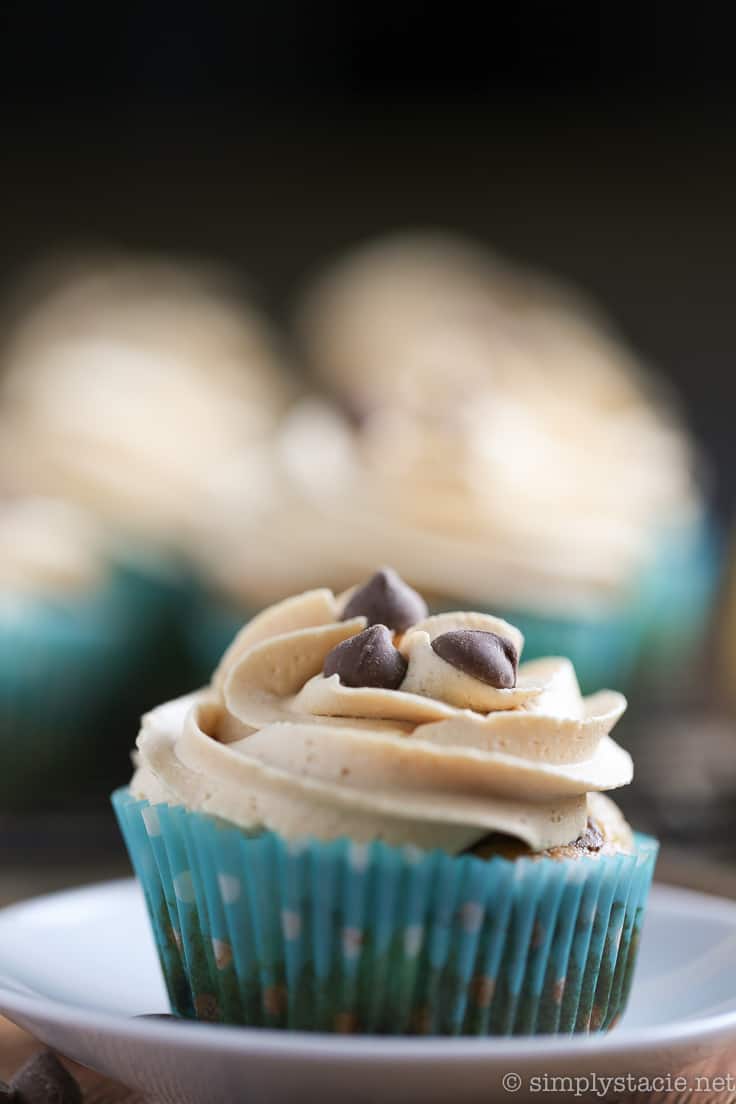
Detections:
[113, 788, 658, 1036]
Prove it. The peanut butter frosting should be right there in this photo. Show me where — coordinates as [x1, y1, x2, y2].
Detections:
[0, 256, 292, 551]
[131, 570, 633, 854]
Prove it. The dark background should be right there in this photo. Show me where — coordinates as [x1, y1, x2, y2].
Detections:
[1, 3, 734, 513]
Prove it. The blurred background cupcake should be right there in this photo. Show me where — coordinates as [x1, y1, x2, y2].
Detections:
[189, 233, 719, 698]
[0, 254, 295, 802]
[0, 496, 141, 809]
[0, 253, 293, 808]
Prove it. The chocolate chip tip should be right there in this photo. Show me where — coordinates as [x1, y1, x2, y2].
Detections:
[341, 567, 428, 633]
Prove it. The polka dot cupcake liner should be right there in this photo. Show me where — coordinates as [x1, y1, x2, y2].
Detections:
[112, 788, 658, 1036]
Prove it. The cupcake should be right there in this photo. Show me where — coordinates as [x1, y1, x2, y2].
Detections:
[0, 497, 140, 807]
[274, 233, 716, 695]
[0, 253, 294, 693]
[113, 567, 657, 1035]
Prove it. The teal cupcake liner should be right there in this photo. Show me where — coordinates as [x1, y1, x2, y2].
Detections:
[112, 788, 658, 1036]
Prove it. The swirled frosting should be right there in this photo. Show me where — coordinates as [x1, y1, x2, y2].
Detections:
[131, 576, 633, 853]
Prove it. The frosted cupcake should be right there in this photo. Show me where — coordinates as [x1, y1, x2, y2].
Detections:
[0, 497, 138, 807]
[281, 233, 716, 693]
[0, 253, 294, 692]
[114, 568, 657, 1035]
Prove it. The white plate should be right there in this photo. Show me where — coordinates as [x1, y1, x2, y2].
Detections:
[3, 880, 736, 1103]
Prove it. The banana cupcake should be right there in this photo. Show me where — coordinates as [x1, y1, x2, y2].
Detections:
[114, 567, 657, 1035]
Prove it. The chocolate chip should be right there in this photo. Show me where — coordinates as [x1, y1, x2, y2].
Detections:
[342, 568, 428, 633]
[324, 624, 408, 689]
[10, 1052, 82, 1104]
[431, 629, 518, 688]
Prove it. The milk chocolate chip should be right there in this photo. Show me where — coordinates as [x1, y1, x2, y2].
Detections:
[324, 624, 408, 689]
[342, 568, 428, 633]
[9, 1052, 82, 1104]
[431, 629, 518, 688]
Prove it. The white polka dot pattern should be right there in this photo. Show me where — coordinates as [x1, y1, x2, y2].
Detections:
[281, 909, 302, 940]
[349, 842, 371, 871]
[459, 901, 484, 934]
[342, 927, 363, 958]
[141, 806, 161, 837]
[212, 938, 233, 970]
[404, 924, 423, 957]
[217, 873, 241, 904]
[174, 871, 195, 904]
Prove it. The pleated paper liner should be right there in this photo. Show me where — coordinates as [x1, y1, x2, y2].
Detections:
[113, 788, 658, 1036]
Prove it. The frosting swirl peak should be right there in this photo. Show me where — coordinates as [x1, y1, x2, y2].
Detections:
[132, 573, 633, 853]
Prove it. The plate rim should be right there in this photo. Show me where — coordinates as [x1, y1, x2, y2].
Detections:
[2, 878, 736, 1062]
